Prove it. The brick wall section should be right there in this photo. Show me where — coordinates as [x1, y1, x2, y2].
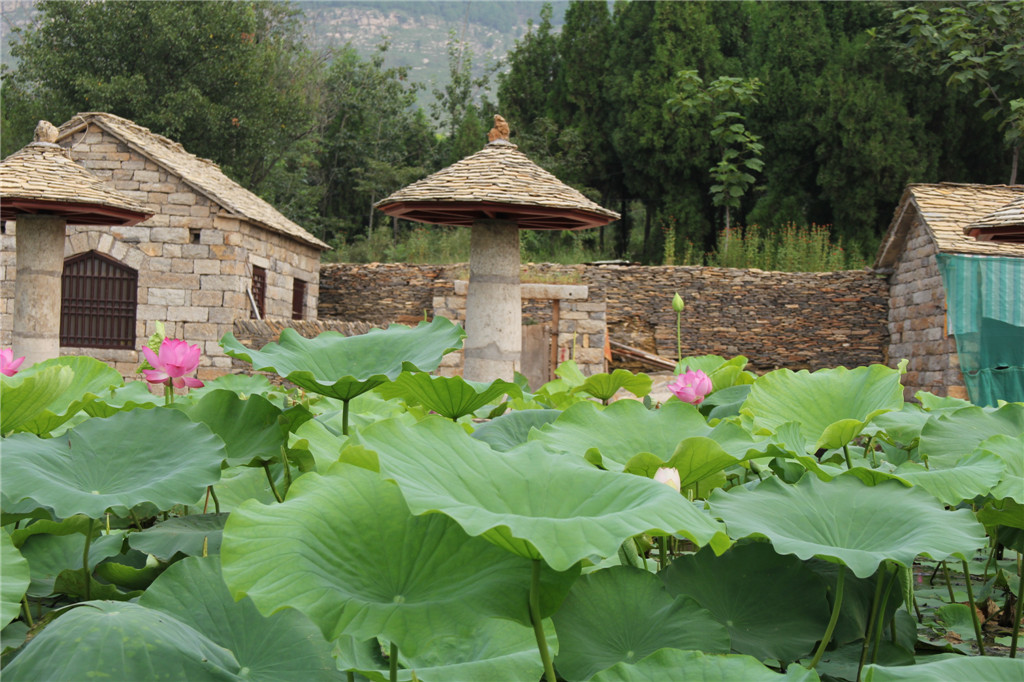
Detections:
[318, 263, 890, 375]
[886, 215, 964, 399]
[1, 122, 322, 380]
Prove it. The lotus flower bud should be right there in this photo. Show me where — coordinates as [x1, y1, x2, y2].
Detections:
[654, 467, 681, 493]
[672, 292, 685, 313]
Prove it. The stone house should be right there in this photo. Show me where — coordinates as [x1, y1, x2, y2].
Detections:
[0, 112, 329, 379]
[873, 183, 1024, 404]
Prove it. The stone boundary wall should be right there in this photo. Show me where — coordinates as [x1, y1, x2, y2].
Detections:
[318, 263, 890, 374]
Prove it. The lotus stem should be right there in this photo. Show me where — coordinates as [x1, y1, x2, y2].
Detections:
[281, 445, 293, 495]
[82, 517, 96, 600]
[164, 382, 174, 406]
[657, 536, 669, 570]
[210, 485, 221, 514]
[961, 558, 986, 655]
[530, 559, 557, 682]
[871, 571, 897, 664]
[941, 560, 956, 603]
[347, 672, 355, 682]
[263, 462, 284, 503]
[21, 596, 34, 628]
[857, 565, 887, 681]
[129, 508, 144, 531]
[1011, 554, 1021, 658]
[342, 398, 351, 436]
[842, 444, 853, 470]
[810, 564, 846, 669]
[389, 642, 398, 682]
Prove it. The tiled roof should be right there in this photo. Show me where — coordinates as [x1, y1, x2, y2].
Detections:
[58, 112, 329, 250]
[0, 141, 150, 225]
[964, 195, 1024, 241]
[875, 183, 1024, 268]
[376, 139, 620, 230]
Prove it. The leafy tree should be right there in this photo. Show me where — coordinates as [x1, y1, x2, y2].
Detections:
[497, 3, 560, 131]
[431, 29, 497, 165]
[876, 0, 1024, 183]
[668, 72, 764, 231]
[3, 0, 321, 195]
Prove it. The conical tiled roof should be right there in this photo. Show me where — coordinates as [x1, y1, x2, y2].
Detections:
[964, 195, 1024, 242]
[0, 140, 151, 225]
[376, 139, 620, 230]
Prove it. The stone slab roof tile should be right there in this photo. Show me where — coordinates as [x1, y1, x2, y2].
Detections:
[58, 112, 328, 250]
[1, 141, 150, 224]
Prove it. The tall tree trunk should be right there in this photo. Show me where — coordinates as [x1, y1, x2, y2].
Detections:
[642, 206, 652, 263]
[1011, 144, 1019, 186]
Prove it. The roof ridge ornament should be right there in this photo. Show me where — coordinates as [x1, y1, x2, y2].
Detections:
[486, 114, 510, 142]
[34, 120, 59, 143]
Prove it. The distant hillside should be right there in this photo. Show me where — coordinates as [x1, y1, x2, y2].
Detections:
[2, 1, 567, 113]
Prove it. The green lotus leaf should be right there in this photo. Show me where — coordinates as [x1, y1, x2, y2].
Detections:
[378, 372, 521, 420]
[1, 408, 226, 518]
[185, 372, 274, 399]
[9, 515, 94, 547]
[978, 498, 1024, 531]
[290, 419, 349, 472]
[530, 399, 709, 471]
[709, 475, 987, 578]
[141, 556, 337, 681]
[553, 566, 729, 681]
[182, 389, 307, 466]
[660, 542, 830, 662]
[574, 369, 652, 402]
[343, 618, 556, 682]
[93, 555, 165, 591]
[82, 379, 160, 417]
[862, 656, 1024, 682]
[0, 365, 73, 436]
[358, 416, 732, 571]
[220, 317, 465, 400]
[978, 433, 1023, 503]
[675, 354, 729, 376]
[1, 530, 29, 628]
[52, 567, 142, 601]
[471, 409, 562, 452]
[18, 532, 125, 597]
[805, 559, 910, 647]
[128, 513, 228, 560]
[0, 357, 123, 436]
[918, 403, 1024, 467]
[590, 648, 821, 682]
[916, 391, 973, 411]
[221, 463, 577, 656]
[0, 601, 241, 681]
[894, 449, 1006, 506]
[702, 384, 752, 420]
[740, 365, 904, 452]
[212, 466, 279, 511]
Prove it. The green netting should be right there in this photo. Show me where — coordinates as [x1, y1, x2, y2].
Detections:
[936, 253, 1024, 407]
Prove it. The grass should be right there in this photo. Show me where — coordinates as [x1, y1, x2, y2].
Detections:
[674, 223, 870, 272]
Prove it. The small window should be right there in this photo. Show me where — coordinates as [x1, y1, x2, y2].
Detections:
[189, 228, 201, 244]
[250, 265, 266, 319]
[292, 278, 306, 320]
[61, 251, 138, 349]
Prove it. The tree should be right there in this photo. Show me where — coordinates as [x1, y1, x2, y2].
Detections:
[877, 0, 1024, 183]
[668, 71, 764, 231]
[431, 29, 497, 165]
[3, 0, 321, 194]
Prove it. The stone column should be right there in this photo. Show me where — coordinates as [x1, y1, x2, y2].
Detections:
[13, 214, 66, 365]
[464, 219, 520, 381]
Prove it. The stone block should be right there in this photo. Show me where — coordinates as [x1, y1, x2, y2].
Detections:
[194, 259, 221, 275]
[168, 192, 196, 205]
[191, 289, 223, 307]
[183, 322, 220, 341]
[169, 306, 209, 323]
[170, 259, 195, 274]
[150, 227, 189, 244]
[200, 275, 238, 291]
[146, 288, 186, 306]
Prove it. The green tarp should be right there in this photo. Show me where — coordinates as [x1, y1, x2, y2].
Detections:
[936, 253, 1024, 406]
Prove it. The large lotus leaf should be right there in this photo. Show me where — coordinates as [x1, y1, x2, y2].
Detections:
[221, 463, 577, 656]
[918, 403, 1024, 467]
[977, 498, 1024, 532]
[553, 566, 729, 681]
[358, 416, 731, 571]
[740, 365, 904, 451]
[702, 384, 753, 420]
[1, 408, 226, 518]
[978, 433, 1023, 502]
[0, 601, 241, 681]
[0, 357, 122, 436]
[894, 449, 1006, 505]
[9, 515, 94, 547]
[140, 556, 337, 681]
[128, 513, 228, 560]
[660, 542, 830, 662]
[529, 399, 710, 471]
[0, 364, 73, 435]
[185, 372, 274, 400]
[590, 648, 821, 682]
[709, 475, 987, 578]
[471, 409, 562, 452]
[18, 532, 125, 597]
[182, 389, 305, 466]
[862, 657, 1024, 682]
[343, 618, 557, 682]
[377, 372, 521, 420]
[574, 369, 652, 402]
[220, 317, 465, 400]
[1, 530, 29, 628]
[212, 465, 279, 511]
[82, 379, 160, 417]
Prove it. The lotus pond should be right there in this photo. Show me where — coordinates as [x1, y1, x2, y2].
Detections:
[1, 316, 1022, 682]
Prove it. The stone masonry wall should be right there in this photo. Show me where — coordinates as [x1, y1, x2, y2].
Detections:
[0, 122, 321, 380]
[887, 215, 964, 399]
[318, 263, 891, 375]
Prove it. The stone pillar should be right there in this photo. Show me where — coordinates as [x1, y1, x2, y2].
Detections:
[464, 219, 520, 381]
[13, 214, 66, 365]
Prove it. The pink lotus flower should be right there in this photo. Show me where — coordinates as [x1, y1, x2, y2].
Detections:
[654, 467, 681, 493]
[667, 368, 713, 405]
[1, 349, 25, 376]
[142, 339, 204, 389]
